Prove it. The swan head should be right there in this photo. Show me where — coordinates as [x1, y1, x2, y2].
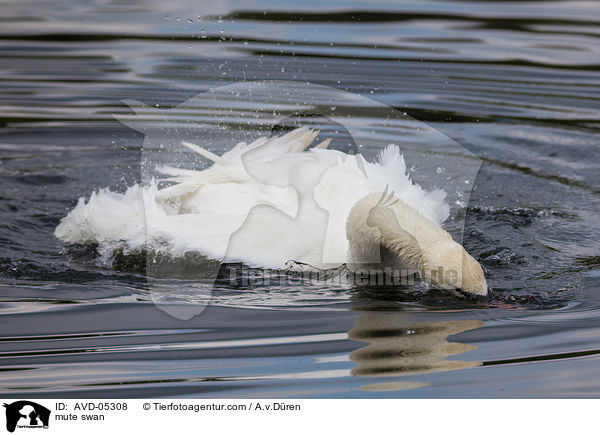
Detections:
[421, 240, 488, 296]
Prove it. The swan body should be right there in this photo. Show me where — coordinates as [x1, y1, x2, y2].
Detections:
[55, 127, 487, 295]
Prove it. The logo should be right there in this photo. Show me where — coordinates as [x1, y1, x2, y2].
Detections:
[3, 401, 50, 433]
[113, 80, 482, 319]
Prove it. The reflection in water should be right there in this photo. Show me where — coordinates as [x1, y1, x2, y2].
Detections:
[349, 312, 483, 391]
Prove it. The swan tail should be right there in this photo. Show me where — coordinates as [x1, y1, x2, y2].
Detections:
[179, 128, 322, 170]
[314, 138, 331, 149]
[286, 128, 319, 152]
[181, 141, 231, 166]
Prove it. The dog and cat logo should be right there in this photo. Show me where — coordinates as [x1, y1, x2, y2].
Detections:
[3, 401, 50, 432]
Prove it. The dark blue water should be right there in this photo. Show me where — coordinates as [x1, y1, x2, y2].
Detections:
[1, 0, 599, 397]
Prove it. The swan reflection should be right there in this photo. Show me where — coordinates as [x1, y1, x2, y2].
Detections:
[349, 312, 483, 391]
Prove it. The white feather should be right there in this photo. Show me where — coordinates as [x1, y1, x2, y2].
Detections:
[56, 128, 451, 269]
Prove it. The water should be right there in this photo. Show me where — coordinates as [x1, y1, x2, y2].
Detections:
[1, 0, 599, 398]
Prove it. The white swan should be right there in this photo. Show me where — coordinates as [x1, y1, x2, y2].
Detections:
[55, 127, 487, 296]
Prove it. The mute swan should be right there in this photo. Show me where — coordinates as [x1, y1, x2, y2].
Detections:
[55, 127, 487, 296]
